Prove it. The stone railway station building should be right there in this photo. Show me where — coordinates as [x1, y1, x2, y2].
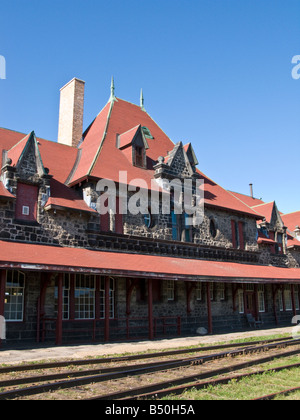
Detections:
[1, 78, 300, 346]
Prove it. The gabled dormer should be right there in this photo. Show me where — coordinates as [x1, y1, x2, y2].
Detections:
[117, 125, 149, 168]
[1, 131, 51, 223]
[154, 142, 199, 180]
[253, 201, 287, 254]
[184, 143, 199, 173]
[4, 131, 48, 182]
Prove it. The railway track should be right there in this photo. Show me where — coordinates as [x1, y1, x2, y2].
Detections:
[0, 337, 299, 400]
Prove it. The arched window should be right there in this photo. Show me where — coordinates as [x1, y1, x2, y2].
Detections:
[209, 218, 217, 238]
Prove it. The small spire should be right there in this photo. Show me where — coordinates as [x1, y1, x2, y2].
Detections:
[109, 76, 116, 102]
[140, 88, 146, 112]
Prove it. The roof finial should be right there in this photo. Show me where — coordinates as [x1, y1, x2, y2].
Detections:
[140, 88, 146, 112]
[109, 76, 116, 102]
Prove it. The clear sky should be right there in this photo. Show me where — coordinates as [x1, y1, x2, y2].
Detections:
[0, 0, 299, 214]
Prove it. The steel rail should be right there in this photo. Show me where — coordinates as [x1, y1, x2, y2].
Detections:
[253, 387, 300, 401]
[0, 337, 297, 391]
[0, 338, 298, 400]
[0, 335, 292, 374]
[88, 348, 300, 401]
[127, 362, 300, 400]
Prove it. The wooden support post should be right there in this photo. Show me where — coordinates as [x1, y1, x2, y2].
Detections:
[206, 282, 213, 335]
[56, 273, 63, 346]
[148, 279, 153, 340]
[0, 270, 6, 347]
[104, 276, 110, 342]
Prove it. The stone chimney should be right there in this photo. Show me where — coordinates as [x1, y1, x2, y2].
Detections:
[58, 78, 85, 148]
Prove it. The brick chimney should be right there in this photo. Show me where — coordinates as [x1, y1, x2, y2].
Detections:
[58, 78, 85, 148]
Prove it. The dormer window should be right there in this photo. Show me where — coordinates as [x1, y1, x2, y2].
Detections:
[135, 146, 144, 167]
[15, 182, 38, 222]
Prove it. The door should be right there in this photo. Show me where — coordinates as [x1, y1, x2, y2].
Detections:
[245, 291, 255, 317]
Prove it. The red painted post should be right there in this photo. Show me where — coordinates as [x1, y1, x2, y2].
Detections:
[148, 279, 153, 340]
[0, 270, 6, 348]
[0, 270, 5, 317]
[206, 282, 213, 335]
[56, 273, 63, 346]
[104, 276, 110, 342]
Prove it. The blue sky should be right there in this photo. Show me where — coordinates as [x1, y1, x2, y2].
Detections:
[0, 0, 299, 214]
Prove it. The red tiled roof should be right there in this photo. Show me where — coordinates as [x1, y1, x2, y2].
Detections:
[0, 240, 300, 283]
[282, 211, 300, 233]
[229, 191, 265, 208]
[251, 202, 275, 223]
[69, 99, 262, 218]
[45, 179, 96, 214]
[0, 182, 15, 200]
[0, 128, 78, 183]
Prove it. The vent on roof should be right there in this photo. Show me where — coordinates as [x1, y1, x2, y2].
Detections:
[142, 126, 153, 139]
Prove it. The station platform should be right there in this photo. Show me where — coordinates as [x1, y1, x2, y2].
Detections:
[0, 326, 294, 365]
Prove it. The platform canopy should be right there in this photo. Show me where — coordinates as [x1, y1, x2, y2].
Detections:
[1, 240, 300, 284]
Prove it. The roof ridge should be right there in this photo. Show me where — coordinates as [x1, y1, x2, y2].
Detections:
[87, 100, 115, 176]
[228, 190, 264, 201]
[282, 210, 300, 216]
[252, 201, 275, 208]
[226, 190, 262, 216]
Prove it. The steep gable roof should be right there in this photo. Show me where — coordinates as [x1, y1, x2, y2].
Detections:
[281, 211, 300, 232]
[0, 127, 78, 183]
[69, 97, 262, 218]
[7, 131, 47, 178]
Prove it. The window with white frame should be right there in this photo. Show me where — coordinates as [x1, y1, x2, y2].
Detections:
[258, 285, 265, 313]
[100, 277, 115, 319]
[238, 289, 244, 314]
[75, 274, 95, 319]
[277, 289, 284, 312]
[4, 271, 25, 321]
[54, 274, 70, 320]
[167, 280, 175, 301]
[284, 285, 293, 311]
[196, 283, 202, 301]
[219, 283, 225, 301]
[295, 285, 300, 311]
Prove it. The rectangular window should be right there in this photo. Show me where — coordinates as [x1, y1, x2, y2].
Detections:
[284, 285, 293, 311]
[100, 277, 115, 319]
[277, 289, 284, 312]
[258, 285, 265, 313]
[196, 283, 202, 301]
[74, 274, 95, 319]
[171, 211, 178, 241]
[238, 289, 244, 314]
[4, 271, 25, 321]
[167, 280, 175, 301]
[15, 183, 38, 222]
[219, 283, 225, 301]
[135, 146, 144, 167]
[295, 286, 300, 311]
[54, 274, 70, 320]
